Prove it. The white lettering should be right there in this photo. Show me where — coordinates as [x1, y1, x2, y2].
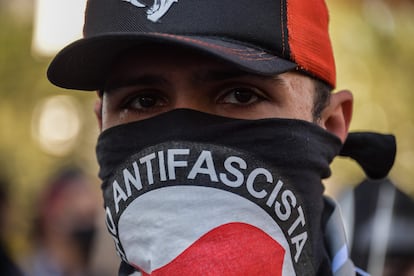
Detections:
[288, 206, 306, 235]
[140, 153, 156, 184]
[275, 190, 296, 221]
[113, 180, 128, 214]
[266, 179, 283, 207]
[168, 149, 190, 180]
[188, 150, 218, 182]
[246, 168, 273, 199]
[112, 234, 127, 261]
[158, 151, 167, 181]
[105, 206, 117, 235]
[123, 162, 142, 195]
[107, 147, 310, 264]
[291, 231, 308, 263]
[220, 156, 246, 187]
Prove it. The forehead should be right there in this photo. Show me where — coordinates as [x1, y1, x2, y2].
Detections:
[104, 43, 316, 96]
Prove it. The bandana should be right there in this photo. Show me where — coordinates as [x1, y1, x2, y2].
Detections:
[96, 109, 342, 275]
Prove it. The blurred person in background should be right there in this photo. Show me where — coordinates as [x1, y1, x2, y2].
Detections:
[339, 178, 414, 276]
[0, 174, 23, 276]
[22, 167, 99, 276]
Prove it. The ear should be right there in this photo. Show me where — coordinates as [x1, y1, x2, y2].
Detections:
[320, 90, 353, 143]
[94, 93, 103, 132]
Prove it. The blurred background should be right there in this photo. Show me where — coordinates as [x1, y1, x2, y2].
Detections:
[0, 0, 413, 275]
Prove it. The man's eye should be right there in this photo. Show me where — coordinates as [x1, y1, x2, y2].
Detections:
[127, 94, 166, 110]
[220, 88, 262, 105]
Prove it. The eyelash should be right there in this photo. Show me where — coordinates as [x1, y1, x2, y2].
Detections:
[218, 86, 267, 105]
[121, 91, 168, 112]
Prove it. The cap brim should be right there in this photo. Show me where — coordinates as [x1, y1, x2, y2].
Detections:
[47, 33, 297, 91]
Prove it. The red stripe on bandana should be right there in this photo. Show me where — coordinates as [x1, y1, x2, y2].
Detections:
[137, 222, 285, 275]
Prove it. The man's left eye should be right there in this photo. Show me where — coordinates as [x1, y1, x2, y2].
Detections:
[220, 88, 263, 105]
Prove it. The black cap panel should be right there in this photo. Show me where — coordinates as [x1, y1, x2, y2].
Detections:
[84, 0, 286, 55]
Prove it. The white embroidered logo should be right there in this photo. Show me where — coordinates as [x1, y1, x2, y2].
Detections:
[123, 0, 179, 22]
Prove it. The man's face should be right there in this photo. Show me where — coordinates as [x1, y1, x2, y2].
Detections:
[94, 45, 354, 275]
[99, 45, 317, 131]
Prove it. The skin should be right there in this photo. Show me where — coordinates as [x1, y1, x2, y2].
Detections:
[95, 45, 353, 142]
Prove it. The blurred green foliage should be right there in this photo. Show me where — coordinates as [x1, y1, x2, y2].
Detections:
[0, 0, 413, 258]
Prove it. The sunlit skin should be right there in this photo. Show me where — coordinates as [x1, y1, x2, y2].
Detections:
[95, 45, 353, 142]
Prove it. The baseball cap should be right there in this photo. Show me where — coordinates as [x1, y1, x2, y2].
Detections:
[47, 0, 336, 91]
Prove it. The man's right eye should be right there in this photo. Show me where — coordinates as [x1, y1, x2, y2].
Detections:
[125, 93, 168, 111]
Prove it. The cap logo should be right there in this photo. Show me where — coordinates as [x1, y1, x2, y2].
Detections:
[122, 0, 178, 22]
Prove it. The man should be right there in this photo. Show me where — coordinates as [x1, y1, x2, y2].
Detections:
[47, 0, 380, 275]
[339, 177, 414, 276]
[23, 167, 99, 276]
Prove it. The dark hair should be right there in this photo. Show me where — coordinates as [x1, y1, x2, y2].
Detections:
[312, 78, 332, 122]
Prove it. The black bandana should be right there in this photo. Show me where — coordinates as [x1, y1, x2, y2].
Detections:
[96, 109, 342, 275]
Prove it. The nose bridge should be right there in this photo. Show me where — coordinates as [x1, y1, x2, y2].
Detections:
[173, 83, 209, 112]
